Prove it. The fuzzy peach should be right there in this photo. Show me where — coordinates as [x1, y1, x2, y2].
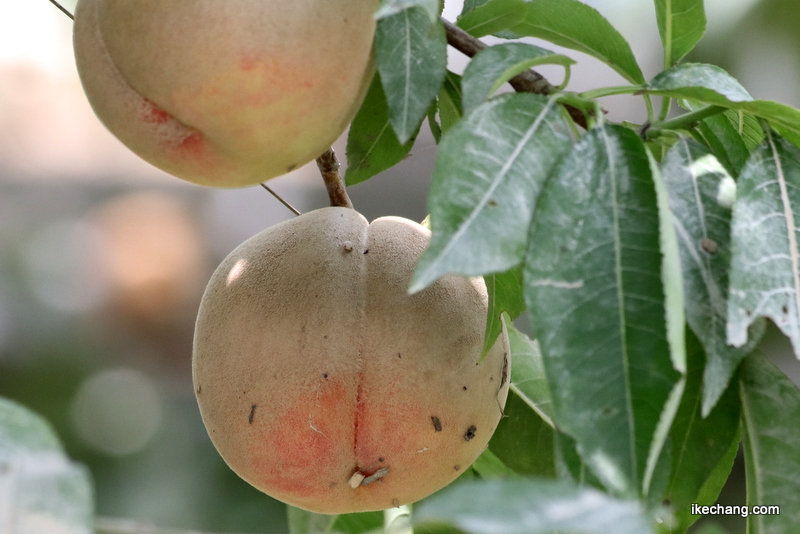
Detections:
[192, 208, 510, 514]
[72, 0, 377, 187]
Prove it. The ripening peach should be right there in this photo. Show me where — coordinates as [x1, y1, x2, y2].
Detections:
[193, 208, 510, 513]
[72, 0, 377, 187]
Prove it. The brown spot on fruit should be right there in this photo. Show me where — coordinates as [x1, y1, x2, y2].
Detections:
[462, 386, 467, 391]
[431, 416, 442, 432]
[464, 426, 477, 441]
[248, 405, 257, 424]
[196, 385, 202, 394]
[454, 465, 461, 471]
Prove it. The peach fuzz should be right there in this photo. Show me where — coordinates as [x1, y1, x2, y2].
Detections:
[192, 208, 511, 513]
[72, 0, 377, 187]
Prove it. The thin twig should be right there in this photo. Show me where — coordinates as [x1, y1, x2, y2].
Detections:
[316, 148, 353, 209]
[442, 18, 589, 128]
[48, 0, 74, 19]
[260, 183, 301, 216]
[95, 517, 249, 534]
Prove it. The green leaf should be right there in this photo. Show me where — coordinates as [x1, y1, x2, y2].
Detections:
[648, 64, 800, 138]
[488, 326, 558, 477]
[654, 0, 707, 65]
[663, 331, 741, 517]
[506, 324, 553, 426]
[555, 431, 605, 490]
[649, 64, 752, 104]
[692, 113, 752, 177]
[375, 9, 447, 144]
[525, 125, 681, 498]
[727, 132, 800, 358]
[650, 146, 687, 374]
[427, 103, 442, 144]
[682, 98, 763, 176]
[461, 43, 575, 115]
[287, 507, 335, 534]
[346, 73, 418, 186]
[415, 480, 655, 534]
[739, 354, 800, 532]
[332, 512, 385, 534]
[462, 0, 490, 15]
[438, 71, 463, 134]
[457, 0, 526, 38]
[670, 430, 739, 533]
[482, 269, 524, 358]
[471, 448, 520, 479]
[512, 0, 645, 84]
[410, 93, 572, 292]
[660, 138, 764, 414]
[489, 390, 557, 478]
[0, 397, 94, 534]
[375, 0, 439, 23]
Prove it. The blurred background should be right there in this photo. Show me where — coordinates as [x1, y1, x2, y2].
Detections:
[0, 0, 798, 532]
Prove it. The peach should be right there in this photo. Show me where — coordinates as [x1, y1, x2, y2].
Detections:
[192, 208, 510, 513]
[72, 0, 377, 187]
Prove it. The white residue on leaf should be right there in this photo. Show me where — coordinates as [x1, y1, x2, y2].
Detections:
[530, 279, 584, 289]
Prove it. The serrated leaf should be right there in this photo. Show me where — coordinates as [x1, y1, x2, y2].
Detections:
[375, 0, 439, 23]
[648, 64, 800, 138]
[457, 0, 526, 38]
[332, 512, 384, 534]
[693, 114, 752, 176]
[663, 332, 741, 517]
[489, 391, 557, 478]
[555, 431, 605, 490]
[682, 101, 765, 176]
[410, 93, 572, 292]
[462, 0, 490, 15]
[376, 9, 447, 144]
[346, 73, 418, 186]
[506, 325, 553, 425]
[287, 508, 335, 534]
[669, 430, 739, 533]
[649, 63, 752, 104]
[427, 103, 442, 144]
[438, 72, 463, 134]
[415, 480, 654, 534]
[661, 138, 764, 414]
[512, 0, 645, 84]
[654, 0, 707, 65]
[471, 448, 520, 479]
[0, 397, 93, 534]
[727, 132, 800, 358]
[461, 43, 575, 115]
[650, 146, 687, 374]
[482, 268, 524, 358]
[739, 354, 800, 532]
[525, 125, 681, 498]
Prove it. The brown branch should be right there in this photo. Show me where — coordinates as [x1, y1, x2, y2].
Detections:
[316, 148, 353, 209]
[442, 18, 588, 128]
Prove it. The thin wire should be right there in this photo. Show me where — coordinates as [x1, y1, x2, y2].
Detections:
[48, 0, 74, 19]
[260, 184, 301, 216]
